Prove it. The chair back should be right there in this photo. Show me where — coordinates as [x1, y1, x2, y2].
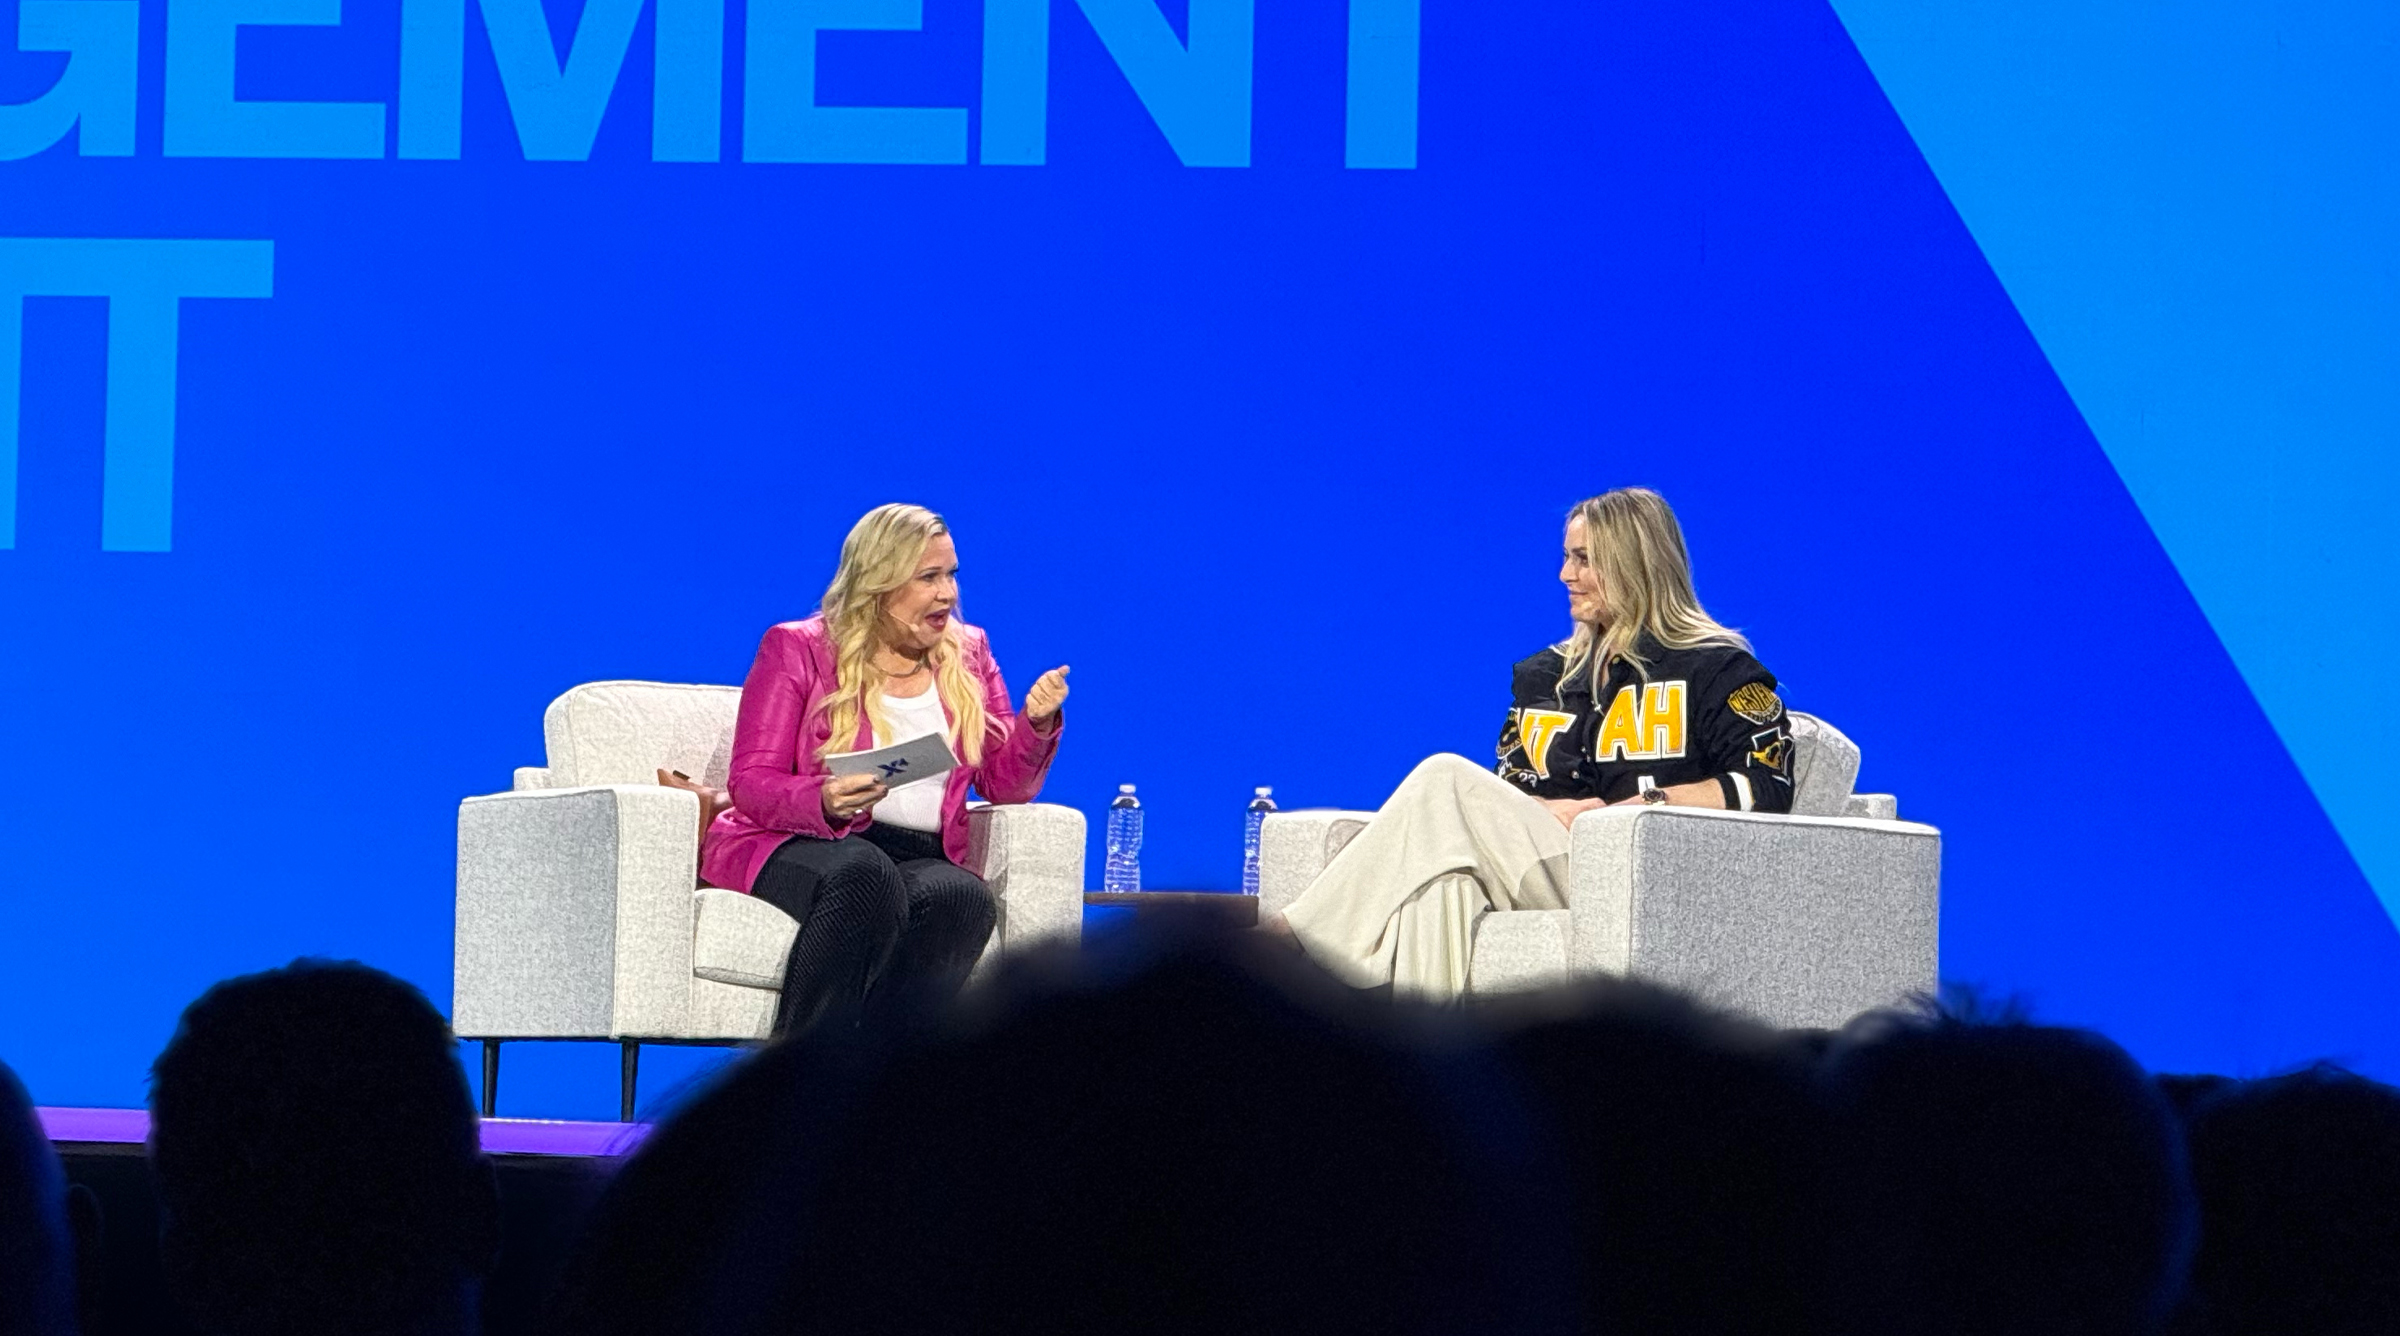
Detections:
[541, 681, 742, 788]
[1785, 712, 1861, 816]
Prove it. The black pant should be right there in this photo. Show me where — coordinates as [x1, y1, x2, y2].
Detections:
[749, 823, 997, 1037]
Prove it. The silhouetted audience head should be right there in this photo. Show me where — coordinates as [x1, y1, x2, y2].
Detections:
[1494, 981, 1834, 1335]
[130, 949, 2400, 1336]
[1, 1060, 79, 1336]
[148, 960, 499, 1336]
[2153, 1072, 2237, 1119]
[2173, 1064, 2400, 1335]
[549, 1019, 887, 1336]
[608, 932, 1572, 1336]
[1820, 1004, 2196, 1336]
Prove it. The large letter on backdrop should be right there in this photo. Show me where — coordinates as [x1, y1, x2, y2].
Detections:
[480, 0, 646, 161]
[0, 1, 137, 159]
[397, 0, 466, 158]
[981, 0, 1254, 166]
[0, 239, 274, 552]
[743, 0, 968, 164]
[163, 0, 387, 158]
[399, 0, 724, 161]
[652, 0, 725, 160]
[1345, 0, 1417, 168]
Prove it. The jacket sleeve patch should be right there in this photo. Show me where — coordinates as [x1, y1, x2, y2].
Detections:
[1727, 680, 1784, 726]
[1749, 726, 1793, 779]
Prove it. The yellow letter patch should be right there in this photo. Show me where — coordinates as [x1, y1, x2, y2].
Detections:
[1595, 682, 1688, 762]
[1515, 709, 1576, 777]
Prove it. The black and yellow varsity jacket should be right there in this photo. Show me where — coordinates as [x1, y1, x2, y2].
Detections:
[1495, 636, 1795, 813]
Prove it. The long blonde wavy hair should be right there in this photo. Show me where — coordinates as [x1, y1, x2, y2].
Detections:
[1558, 488, 1749, 694]
[816, 503, 988, 766]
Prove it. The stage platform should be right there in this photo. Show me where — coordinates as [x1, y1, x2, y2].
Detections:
[37, 1105, 651, 1156]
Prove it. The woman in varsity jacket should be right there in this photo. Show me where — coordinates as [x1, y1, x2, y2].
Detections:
[1269, 487, 1795, 1001]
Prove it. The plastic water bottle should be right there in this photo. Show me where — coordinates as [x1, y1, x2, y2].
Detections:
[1104, 784, 1143, 892]
[1242, 786, 1277, 894]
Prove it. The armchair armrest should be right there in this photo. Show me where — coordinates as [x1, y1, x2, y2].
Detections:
[1565, 806, 1940, 1029]
[1257, 810, 1378, 921]
[963, 802, 1087, 958]
[454, 785, 700, 1041]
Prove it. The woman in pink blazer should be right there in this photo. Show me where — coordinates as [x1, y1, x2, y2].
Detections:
[701, 504, 1068, 1036]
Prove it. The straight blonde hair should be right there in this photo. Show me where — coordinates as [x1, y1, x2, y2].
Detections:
[1558, 488, 1749, 695]
[816, 503, 988, 766]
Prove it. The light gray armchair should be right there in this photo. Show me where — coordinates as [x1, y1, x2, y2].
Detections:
[1258, 713, 1939, 1028]
[454, 681, 1085, 1119]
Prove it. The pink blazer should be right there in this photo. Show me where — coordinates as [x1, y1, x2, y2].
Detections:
[699, 615, 1063, 893]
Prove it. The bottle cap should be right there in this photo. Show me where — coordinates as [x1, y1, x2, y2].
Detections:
[1119, 783, 1136, 794]
[1255, 786, 1272, 796]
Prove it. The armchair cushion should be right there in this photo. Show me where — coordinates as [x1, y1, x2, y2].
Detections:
[692, 888, 800, 991]
[544, 681, 742, 788]
[1467, 911, 1572, 996]
[1843, 793, 1900, 820]
[1257, 809, 1376, 921]
[1785, 712, 1861, 816]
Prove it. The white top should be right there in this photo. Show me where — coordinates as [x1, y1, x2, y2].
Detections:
[872, 690, 952, 833]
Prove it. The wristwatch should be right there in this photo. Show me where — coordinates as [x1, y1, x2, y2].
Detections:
[1638, 778, 1670, 806]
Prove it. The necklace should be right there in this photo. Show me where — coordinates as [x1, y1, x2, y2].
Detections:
[879, 655, 931, 679]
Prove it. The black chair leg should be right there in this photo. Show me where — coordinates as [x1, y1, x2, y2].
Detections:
[481, 1041, 500, 1119]
[620, 1041, 639, 1122]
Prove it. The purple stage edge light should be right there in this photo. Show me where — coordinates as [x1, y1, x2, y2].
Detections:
[37, 1106, 649, 1157]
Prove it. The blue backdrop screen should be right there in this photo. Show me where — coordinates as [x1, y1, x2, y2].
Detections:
[6, 0, 2397, 1118]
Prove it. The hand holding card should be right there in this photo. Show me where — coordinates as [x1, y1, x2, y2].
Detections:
[825, 732, 959, 788]
[820, 772, 886, 822]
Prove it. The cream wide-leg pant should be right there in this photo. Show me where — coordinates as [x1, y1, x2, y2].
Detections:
[1281, 753, 1572, 1002]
